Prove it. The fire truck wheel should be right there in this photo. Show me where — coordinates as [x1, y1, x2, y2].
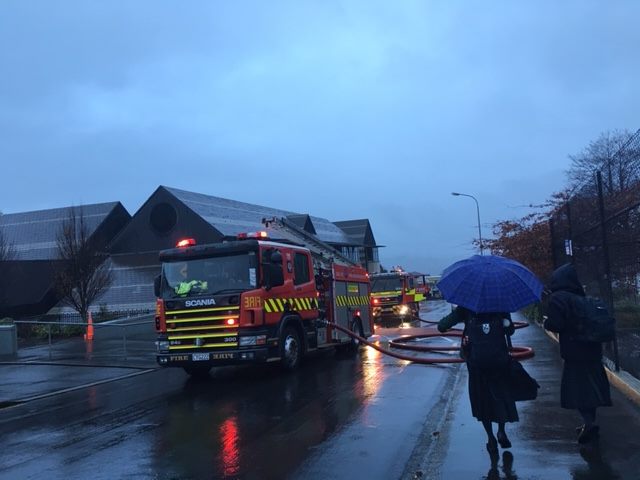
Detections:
[280, 325, 301, 370]
[183, 365, 211, 378]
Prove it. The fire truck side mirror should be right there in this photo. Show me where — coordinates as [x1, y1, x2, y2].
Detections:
[154, 275, 161, 298]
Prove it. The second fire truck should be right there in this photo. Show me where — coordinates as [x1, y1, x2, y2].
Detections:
[154, 217, 373, 376]
[370, 269, 428, 326]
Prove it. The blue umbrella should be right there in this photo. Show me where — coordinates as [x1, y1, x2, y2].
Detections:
[436, 255, 543, 313]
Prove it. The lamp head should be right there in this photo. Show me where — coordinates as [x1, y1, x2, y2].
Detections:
[451, 192, 460, 196]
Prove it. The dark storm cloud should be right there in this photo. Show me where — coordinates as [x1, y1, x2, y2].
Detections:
[1, 1, 639, 273]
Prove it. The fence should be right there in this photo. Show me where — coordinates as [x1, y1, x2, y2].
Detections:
[15, 308, 154, 325]
[549, 130, 640, 379]
[12, 315, 156, 366]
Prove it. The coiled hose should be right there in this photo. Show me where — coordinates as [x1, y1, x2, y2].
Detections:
[325, 320, 535, 365]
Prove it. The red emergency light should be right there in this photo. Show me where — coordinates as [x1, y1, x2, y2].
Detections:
[372, 298, 380, 305]
[176, 238, 196, 248]
[237, 231, 269, 240]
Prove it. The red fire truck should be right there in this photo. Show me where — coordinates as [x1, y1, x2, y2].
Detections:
[370, 269, 428, 326]
[154, 217, 372, 376]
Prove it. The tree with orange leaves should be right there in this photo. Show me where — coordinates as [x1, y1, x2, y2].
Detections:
[484, 192, 568, 282]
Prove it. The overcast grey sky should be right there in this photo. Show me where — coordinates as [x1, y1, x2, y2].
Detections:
[1, 1, 639, 273]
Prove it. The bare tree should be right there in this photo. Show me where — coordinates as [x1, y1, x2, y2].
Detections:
[0, 214, 16, 312]
[55, 207, 113, 322]
[568, 129, 640, 195]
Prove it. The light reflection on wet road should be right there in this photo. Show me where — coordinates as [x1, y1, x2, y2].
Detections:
[2, 301, 640, 479]
[0, 302, 452, 480]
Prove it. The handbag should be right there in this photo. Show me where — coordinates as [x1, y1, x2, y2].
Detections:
[508, 358, 540, 401]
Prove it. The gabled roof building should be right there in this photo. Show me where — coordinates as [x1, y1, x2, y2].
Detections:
[1, 187, 380, 317]
[0, 203, 131, 317]
[101, 186, 380, 312]
[1, 202, 129, 260]
[333, 219, 381, 274]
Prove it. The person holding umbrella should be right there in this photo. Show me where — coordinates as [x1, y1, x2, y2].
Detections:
[436, 254, 543, 456]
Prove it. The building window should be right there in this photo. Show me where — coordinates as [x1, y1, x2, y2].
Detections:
[294, 253, 310, 285]
[341, 246, 357, 262]
[149, 203, 177, 234]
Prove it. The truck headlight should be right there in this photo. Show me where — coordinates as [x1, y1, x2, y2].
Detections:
[399, 305, 409, 315]
[156, 340, 170, 353]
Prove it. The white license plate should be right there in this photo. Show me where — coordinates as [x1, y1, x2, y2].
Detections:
[192, 353, 210, 361]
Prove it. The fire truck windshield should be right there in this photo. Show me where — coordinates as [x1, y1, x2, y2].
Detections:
[162, 252, 258, 297]
[371, 277, 403, 292]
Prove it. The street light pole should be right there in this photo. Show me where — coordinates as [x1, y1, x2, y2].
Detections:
[451, 192, 484, 255]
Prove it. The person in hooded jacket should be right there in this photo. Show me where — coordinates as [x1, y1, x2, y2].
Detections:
[543, 263, 612, 444]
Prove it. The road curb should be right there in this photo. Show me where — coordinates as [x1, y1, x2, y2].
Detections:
[603, 357, 640, 407]
[540, 323, 640, 407]
[401, 363, 464, 480]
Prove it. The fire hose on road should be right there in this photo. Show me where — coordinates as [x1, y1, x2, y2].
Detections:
[321, 320, 535, 365]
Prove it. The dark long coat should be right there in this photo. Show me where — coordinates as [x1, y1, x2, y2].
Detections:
[439, 307, 518, 423]
[543, 264, 612, 410]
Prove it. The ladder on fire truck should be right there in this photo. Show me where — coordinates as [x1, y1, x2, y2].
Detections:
[261, 216, 357, 270]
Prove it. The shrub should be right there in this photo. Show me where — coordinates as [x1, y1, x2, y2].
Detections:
[30, 323, 85, 339]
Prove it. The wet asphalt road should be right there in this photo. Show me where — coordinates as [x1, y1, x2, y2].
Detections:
[0, 302, 455, 480]
[2, 301, 640, 479]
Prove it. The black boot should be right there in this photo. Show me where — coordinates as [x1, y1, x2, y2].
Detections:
[577, 425, 600, 444]
[497, 431, 512, 449]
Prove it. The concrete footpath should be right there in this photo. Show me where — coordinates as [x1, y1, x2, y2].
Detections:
[412, 315, 640, 480]
[0, 319, 157, 407]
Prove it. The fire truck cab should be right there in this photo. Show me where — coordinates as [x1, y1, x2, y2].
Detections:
[154, 225, 372, 376]
[370, 269, 426, 326]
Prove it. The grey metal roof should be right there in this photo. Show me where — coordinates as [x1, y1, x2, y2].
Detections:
[285, 214, 317, 234]
[333, 219, 377, 246]
[164, 187, 353, 245]
[306, 216, 352, 245]
[0, 203, 123, 260]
